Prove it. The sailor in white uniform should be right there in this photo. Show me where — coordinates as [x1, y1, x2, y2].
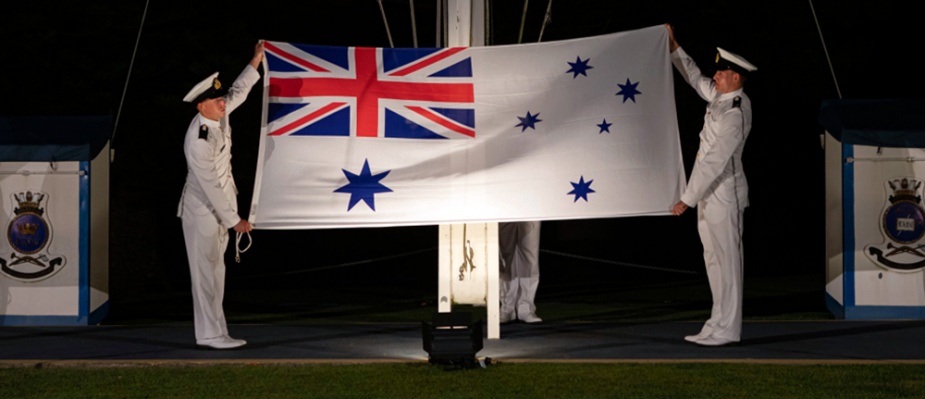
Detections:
[499, 221, 543, 324]
[666, 25, 756, 347]
[178, 41, 263, 350]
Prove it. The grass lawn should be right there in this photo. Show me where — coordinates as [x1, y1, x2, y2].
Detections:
[2, 362, 924, 399]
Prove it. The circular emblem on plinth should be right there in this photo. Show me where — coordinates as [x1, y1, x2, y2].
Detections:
[8, 212, 50, 254]
[882, 200, 925, 244]
[1, 191, 66, 282]
[865, 177, 925, 272]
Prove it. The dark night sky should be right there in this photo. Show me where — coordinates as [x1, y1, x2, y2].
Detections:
[2, 1, 922, 303]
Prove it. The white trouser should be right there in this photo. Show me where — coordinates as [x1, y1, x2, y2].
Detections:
[181, 204, 230, 341]
[499, 221, 541, 318]
[696, 200, 744, 341]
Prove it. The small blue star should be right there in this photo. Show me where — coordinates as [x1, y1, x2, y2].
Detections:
[568, 176, 595, 202]
[516, 111, 542, 132]
[334, 159, 392, 211]
[566, 56, 593, 78]
[597, 119, 612, 134]
[616, 78, 641, 103]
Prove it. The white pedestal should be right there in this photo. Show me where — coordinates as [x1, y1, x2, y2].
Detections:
[825, 132, 925, 319]
[0, 144, 110, 325]
[438, 223, 500, 339]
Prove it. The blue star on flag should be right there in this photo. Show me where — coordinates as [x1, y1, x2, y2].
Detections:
[597, 119, 612, 134]
[616, 78, 641, 103]
[566, 56, 593, 78]
[568, 176, 595, 202]
[516, 111, 542, 132]
[334, 159, 392, 211]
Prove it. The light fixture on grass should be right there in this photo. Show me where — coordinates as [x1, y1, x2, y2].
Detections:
[422, 312, 484, 368]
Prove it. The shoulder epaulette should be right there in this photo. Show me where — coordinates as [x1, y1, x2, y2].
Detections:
[198, 125, 209, 140]
[733, 96, 741, 108]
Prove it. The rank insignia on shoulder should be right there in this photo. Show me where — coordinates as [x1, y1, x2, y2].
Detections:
[733, 96, 741, 108]
[199, 125, 209, 140]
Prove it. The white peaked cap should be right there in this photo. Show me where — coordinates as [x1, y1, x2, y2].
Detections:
[182, 72, 221, 103]
[716, 47, 757, 73]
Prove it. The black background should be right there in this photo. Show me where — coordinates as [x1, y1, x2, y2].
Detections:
[2, 1, 921, 316]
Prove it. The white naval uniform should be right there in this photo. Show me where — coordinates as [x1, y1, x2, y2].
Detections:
[499, 221, 541, 321]
[177, 65, 260, 343]
[671, 48, 751, 342]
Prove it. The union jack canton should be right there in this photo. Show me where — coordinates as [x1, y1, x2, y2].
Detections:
[264, 41, 476, 139]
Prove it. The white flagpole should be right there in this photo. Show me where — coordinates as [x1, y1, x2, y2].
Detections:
[438, 0, 500, 340]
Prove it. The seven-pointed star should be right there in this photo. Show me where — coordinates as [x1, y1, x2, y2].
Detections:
[334, 159, 393, 211]
[616, 78, 642, 103]
[597, 119, 612, 134]
[568, 176, 595, 202]
[516, 111, 543, 132]
[566, 56, 593, 78]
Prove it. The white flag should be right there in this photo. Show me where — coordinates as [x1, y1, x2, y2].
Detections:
[249, 25, 685, 229]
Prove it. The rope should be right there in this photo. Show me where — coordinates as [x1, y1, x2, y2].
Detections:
[230, 246, 697, 281]
[540, 249, 700, 275]
[517, 0, 529, 44]
[537, 0, 552, 42]
[485, 0, 492, 45]
[234, 231, 252, 263]
[111, 0, 150, 162]
[378, 0, 395, 48]
[238, 247, 436, 280]
[436, 0, 443, 47]
[409, 0, 418, 48]
[808, 0, 842, 99]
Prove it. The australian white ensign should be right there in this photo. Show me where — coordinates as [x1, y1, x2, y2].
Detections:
[248, 25, 685, 229]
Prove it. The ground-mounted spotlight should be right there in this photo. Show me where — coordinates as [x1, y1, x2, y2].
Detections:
[422, 312, 484, 368]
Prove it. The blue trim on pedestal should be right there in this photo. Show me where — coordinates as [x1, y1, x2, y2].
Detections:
[88, 301, 109, 325]
[826, 290, 925, 319]
[79, 161, 90, 323]
[0, 300, 109, 326]
[825, 292, 845, 319]
[845, 305, 925, 319]
[842, 143, 855, 308]
[1, 315, 81, 326]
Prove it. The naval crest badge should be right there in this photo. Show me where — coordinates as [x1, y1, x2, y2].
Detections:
[0, 191, 66, 281]
[865, 177, 925, 272]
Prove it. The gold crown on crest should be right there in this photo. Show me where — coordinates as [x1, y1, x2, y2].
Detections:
[888, 178, 922, 203]
[18, 222, 39, 235]
[13, 191, 45, 216]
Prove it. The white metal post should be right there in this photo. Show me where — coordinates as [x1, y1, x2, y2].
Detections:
[439, 0, 499, 339]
